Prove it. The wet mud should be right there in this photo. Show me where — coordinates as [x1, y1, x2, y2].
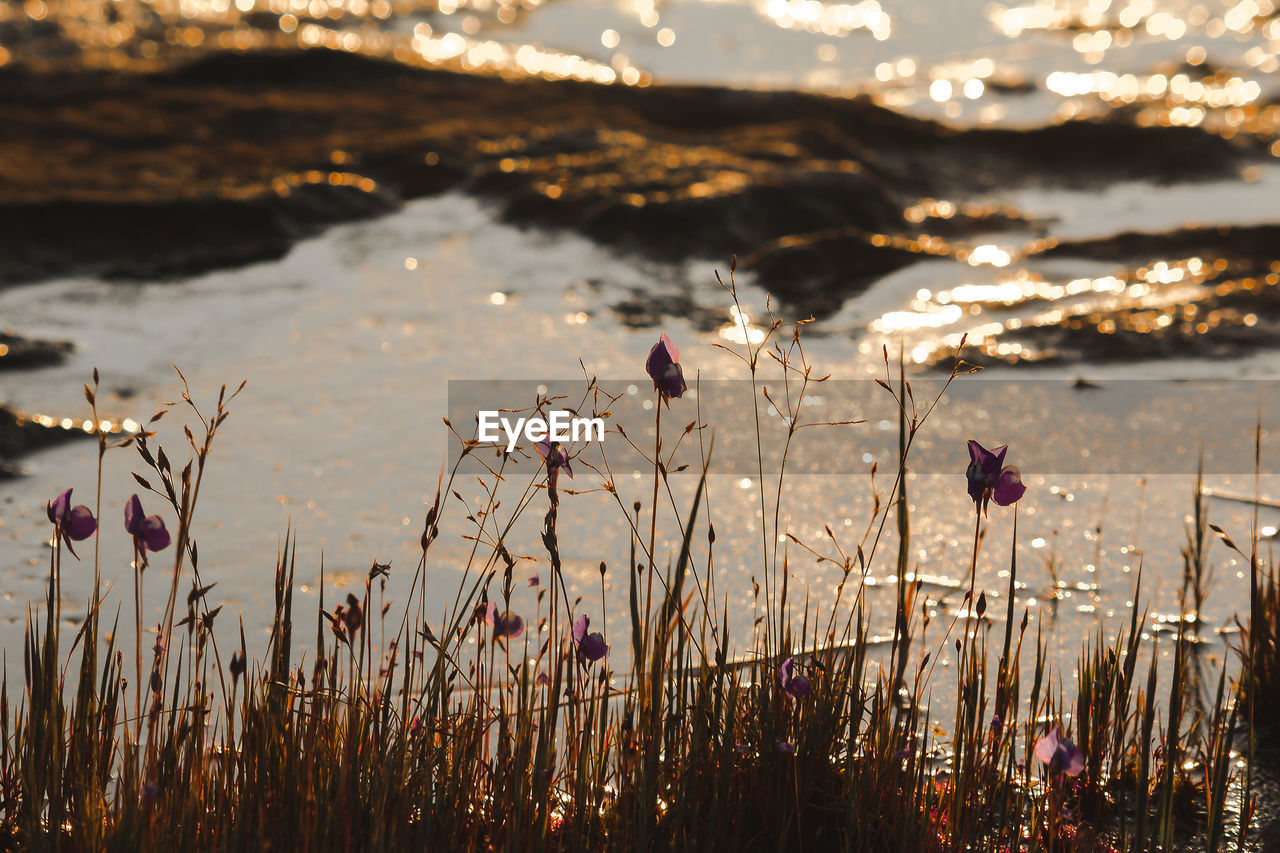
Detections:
[0, 332, 73, 371]
[944, 224, 1280, 369]
[0, 407, 87, 480]
[0, 49, 1261, 323]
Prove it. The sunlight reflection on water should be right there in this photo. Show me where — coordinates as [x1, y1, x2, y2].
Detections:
[5, 0, 1279, 135]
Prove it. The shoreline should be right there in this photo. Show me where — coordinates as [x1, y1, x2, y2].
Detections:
[0, 48, 1261, 317]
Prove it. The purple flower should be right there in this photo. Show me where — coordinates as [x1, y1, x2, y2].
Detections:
[775, 740, 796, 754]
[535, 439, 573, 490]
[124, 494, 170, 562]
[483, 602, 524, 640]
[778, 656, 812, 699]
[645, 334, 686, 402]
[527, 574, 539, 588]
[1034, 726, 1084, 777]
[966, 440, 1027, 515]
[46, 488, 97, 559]
[572, 614, 609, 663]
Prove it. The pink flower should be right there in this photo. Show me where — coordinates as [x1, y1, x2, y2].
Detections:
[535, 440, 573, 490]
[483, 602, 524, 640]
[1034, 727, 1084, 777]
[778, 656, 812, 698]
[645, 334, 686, 402]
[966, 440, 1026, 515]
[572, 614, 609, 663]
[124, 494, 170, 562]
[46, 488, 97, 559]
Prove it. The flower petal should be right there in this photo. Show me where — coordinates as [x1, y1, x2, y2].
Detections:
[659, 333, 679, 364]
[493, 610, 523, 639]
[657, 362, 686, 400]
[966, 460, 986, 504]
[992, 466, 1027, 506]
[778, 656, 796, 689]
[646, 337, 674, 383]
[646, 334, 686, 400]
[1060, 736, 1085, 776]
[538, 441, 572, 483]
[125, 494, 144, 536]
[47, 488, 72, 525]
[64, 505, 98, 541]
[778, 656, 812, 697]
[967, 439, 987, 467]
[572, 614, 589, 645]
[141, 515, 170, 552]
[578, 631, 609, 661]
[1034, 727, 1060, 766]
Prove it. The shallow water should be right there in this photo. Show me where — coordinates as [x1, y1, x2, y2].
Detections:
[0, 194, 1273, 696]
[6, 0, 1279, 132]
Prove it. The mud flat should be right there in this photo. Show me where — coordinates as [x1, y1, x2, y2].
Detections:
[946, 224, 1280, 368]
[0, 406, 87, 479]
[0, 332, 72, 371]
[0, 49, 1260, 321]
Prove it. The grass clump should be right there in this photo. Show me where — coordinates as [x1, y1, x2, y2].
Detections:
[0, 267, 1270, 851]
